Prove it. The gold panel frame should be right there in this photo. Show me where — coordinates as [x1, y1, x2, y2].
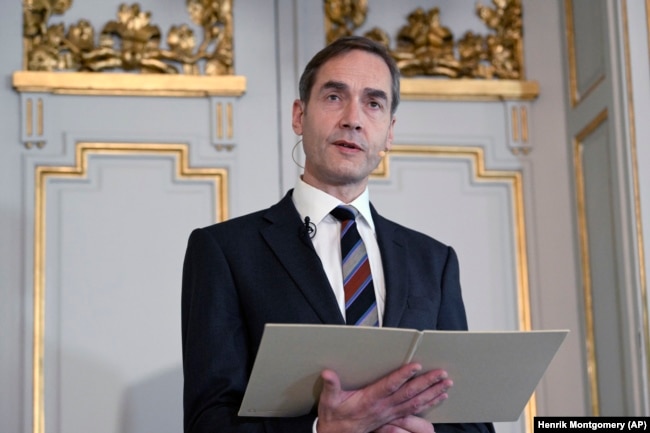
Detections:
[622, 0, 650, 398]
[569, 0, 650, 411]
[32, 142, 228, 433]
[645, 0, 650, 63]
[373, 144, 534, 433]
[564, 0, 606, 107]
[572, 109, 608, 416]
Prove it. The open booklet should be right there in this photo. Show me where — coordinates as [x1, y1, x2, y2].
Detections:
[238, 324, 568, 423]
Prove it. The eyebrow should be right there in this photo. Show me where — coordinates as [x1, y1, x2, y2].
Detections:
[321, 80, 348, 94]
[320, 80, 389, 102]
[365, 88, 389, 102]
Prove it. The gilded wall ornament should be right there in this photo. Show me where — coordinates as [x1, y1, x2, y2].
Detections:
[22, 0, 234, 75]
[324, 0, 524, 80]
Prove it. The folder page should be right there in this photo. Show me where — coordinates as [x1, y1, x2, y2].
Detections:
[414, 330, 568, 422]
[239, 324, 421, 417]
[238, 324, 568, 423]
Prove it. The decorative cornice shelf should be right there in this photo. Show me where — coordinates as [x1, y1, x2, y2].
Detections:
[12, 71, 247, 97]
[400, 78, 539, 101]
[13, 72, 537, 101]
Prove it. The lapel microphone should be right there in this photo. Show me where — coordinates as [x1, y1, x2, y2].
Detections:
[303, 216, 317, 239]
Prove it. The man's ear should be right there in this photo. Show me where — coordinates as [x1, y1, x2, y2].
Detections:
[385, 116, 396, 151]
[292, 100, 305, 135]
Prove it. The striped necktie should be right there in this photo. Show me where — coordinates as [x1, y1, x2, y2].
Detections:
[330, 205, 379, 326]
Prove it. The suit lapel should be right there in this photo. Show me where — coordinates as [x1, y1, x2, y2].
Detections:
[260, 192, 345, 325]
[372, 207, 409, 328]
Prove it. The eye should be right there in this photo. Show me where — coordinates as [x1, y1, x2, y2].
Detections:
[368, 100, 383, 110]
[327, 93, 341, 101]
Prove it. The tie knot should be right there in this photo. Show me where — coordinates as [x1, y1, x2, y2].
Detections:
[330, 205, 357, 222]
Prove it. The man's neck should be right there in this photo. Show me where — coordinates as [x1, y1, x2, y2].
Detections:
[300, 175, 367, 204]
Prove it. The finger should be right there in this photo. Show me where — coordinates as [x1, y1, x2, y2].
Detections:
[375, 425, 407, 433]
[391, 375, 453, 417]
[319, 369, 342, 406]
[376, 362, 423, 397]
[387, 415, 435, 433]
[375, 423, 408, 433]
[397, 368, 451, 401]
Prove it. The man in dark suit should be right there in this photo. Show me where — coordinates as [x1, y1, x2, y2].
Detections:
[182, 36, 495, 433]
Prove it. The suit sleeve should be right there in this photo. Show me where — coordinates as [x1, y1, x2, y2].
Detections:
[433, 246, 496, 433]
[181, 228, 315, 433]
[436, 246, 468, 331]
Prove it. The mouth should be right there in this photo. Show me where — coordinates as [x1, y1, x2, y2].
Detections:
[332, 140, 362, 151]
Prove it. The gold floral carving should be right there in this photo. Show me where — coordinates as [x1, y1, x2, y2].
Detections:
[325, 0, 524, 80]
[22, 0, 233, 75]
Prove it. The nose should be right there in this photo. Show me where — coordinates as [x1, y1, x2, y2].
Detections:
[340, 100, 362, 131]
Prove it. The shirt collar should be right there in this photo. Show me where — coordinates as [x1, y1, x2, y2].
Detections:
[292, 178, 375, 231]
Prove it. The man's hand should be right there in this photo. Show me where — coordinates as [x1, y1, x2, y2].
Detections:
[316, 362, 451, 433]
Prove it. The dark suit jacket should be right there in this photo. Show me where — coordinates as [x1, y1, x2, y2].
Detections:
[182, 190, 495, 433]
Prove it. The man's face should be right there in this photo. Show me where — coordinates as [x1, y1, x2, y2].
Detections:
[292, 50, 396, 196]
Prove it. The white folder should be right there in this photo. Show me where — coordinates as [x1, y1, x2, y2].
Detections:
[239, 324, 568, 423]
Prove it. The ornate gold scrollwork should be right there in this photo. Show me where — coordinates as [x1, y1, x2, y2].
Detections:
[325, 0, 524, 80]
[22, 0, 234, 75]
[325, 0, 369, 44]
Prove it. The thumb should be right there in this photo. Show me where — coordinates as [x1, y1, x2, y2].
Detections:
[319, 369, 342, 404]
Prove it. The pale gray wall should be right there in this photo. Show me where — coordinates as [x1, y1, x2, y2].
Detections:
[1, 1, 649, 433]
[1, 1, 28, 432]
[516, 0, 588, 416]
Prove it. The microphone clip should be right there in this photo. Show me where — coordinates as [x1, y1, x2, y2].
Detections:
[303, 216, 317, 239]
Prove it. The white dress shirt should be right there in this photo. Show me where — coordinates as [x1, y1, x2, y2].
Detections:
[292, 178, 386, 326]
[292, 178, 388, 433]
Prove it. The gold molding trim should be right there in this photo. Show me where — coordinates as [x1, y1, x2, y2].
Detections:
[400, 78, 539, 101]
[564, 0, 578, 106]
[573, 109, 608, 416]
[645, 0, 650, 64]
[511, 106, 520, 141]
[26, 97, 33, 136]
[13, 71, 246, 97]
[520, 105, 529, 143]
[564, 0, 606, 107]
[32, 142, 228, 433]
[622, 0, 650, 394]
[373, 143, 534, 433]
[23, 96, 46, 149]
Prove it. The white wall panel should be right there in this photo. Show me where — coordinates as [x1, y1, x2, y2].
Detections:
[394, 103, 519, 168]
[369, 140, 527, 433]
[370, 156, 518, 332]
[563, 0, 648, 415]
[523, 0, 587, 418]
[625, 0, 650, 405]
[570, 0, 608, 102]
[38, 151, 221, 433]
